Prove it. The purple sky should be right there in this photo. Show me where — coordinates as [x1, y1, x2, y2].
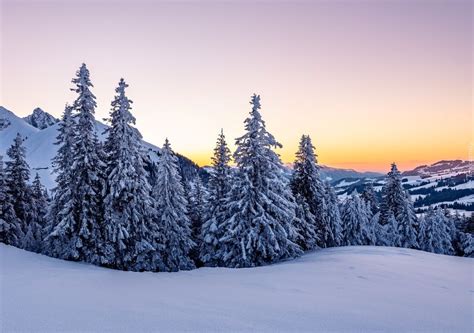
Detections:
[1, 0, 472, 171]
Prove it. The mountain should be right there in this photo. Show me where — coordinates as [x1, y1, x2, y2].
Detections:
[402, 160, 474, 215]
[0, 106, 201, 189]
[0, 106, 39, 158]
[1, 243, 471, 332]
[403, 160, 473, 178]
[23, 107, 59, 129]
[331, 159, 474, 216]
[282, 163, 383, 182]
[319, 165, 382, 182]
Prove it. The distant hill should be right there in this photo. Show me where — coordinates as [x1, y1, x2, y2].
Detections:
[331, 159, 474, 216]
[402, 160, 473, 178]
[319, 165, 382, 182]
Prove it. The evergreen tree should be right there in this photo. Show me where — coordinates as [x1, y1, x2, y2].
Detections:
[200, 130, 232, 266]
[31, 173, 48, 226]
[23, 173, 47, 252]
[102, 78, 158, 271]
[442, 208, 457, 253]
[439, 210, 455, 255]
[293, 193, 318, 250]
[5, 133, 31, 237]
[452, 211, 466, 233]
[457, 214, 474, 235]
[359, 199, 376, 245]
[219, 94, 302, 267]
[384, 212, 401, 247]
[0, 155, 21, 245]
[361, 183, 379, 214]
[189, 176, 206, 240]
[462, 214, 474, 235]
[341, 192, 364, 246]
[458, 232, 474, 258]
[451, 211, 470, 256]
[372, 212, 388, 246]
[47, 64, 105, 264]
[290, 134, 329, 247]
[397, 193, 419, 249]
[153, 139, 195, 272]
[44, 104, 75, 257]
[188, 175, 206, 265]
[324, 182, 343, 247]
[420, 208, 453, 254]
[379, 163, 405, 226]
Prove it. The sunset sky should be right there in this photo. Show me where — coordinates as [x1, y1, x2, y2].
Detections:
[1, 0, 471, 172]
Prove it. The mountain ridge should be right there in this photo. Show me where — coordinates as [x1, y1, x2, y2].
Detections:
[23, 107, 59, 129]
[0, 106, 202, 189]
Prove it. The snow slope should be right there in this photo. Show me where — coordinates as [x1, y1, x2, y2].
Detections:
[0, 106, 156, 189]
[0, 106, 39, 154]
[0, 245, 472, 332]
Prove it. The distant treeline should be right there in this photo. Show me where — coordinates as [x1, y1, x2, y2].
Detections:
[413, 188, 474, 207]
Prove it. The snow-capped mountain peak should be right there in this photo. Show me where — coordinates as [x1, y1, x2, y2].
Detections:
[0, 106, 202, 190]
[23, 107, 59, 130]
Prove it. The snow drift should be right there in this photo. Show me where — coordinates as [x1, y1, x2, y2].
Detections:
[0, 244, 471, 332]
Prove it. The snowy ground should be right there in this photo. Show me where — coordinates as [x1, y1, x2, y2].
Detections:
[0, 245, 472, 332]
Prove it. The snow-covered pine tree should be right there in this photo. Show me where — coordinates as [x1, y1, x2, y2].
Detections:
[341, 192, 364, 246]
[420, 208, 453, 254]
[379, 163, 405, 226]
[188, 176, 207, 240]
[188, 175, 207, 265]
[451, 211, 466, 233]
[5, 133, 31, 238]
[293, 193, 318, 250]
[396, 192, 419, 249]
[219, 94, 302, 267]
[0, 155, 21, 245]
[102, 78, 158, 271]
[324, 182, 343, 247]
[43, 104, 75, 257]
[456, 213, 474, 235]
[439, 209, 455, 255]
[47, 64, 105, 264]
[458, 232, 474, 258]
[442, 208, 457, 254]
[384, 212, 401, 247]
[463, 215, 474, 234]
[290, 134, 329, 247]
[372, 212, 388, 246]
[450, 211, 471, 256]
[153, 139, 195, 272]
[200, 129, 232, 266]
[23, 173, 48, 252]
[361, 183, 379, 214]
[359, 199, 376, 245]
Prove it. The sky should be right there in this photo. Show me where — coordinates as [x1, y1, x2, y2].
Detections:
[0, 0, 472, 172]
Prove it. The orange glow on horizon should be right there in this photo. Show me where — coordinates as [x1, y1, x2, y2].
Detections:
[185, 143, 470, 173]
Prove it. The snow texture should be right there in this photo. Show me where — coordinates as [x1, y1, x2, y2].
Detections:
[0, 244, 472, 332]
